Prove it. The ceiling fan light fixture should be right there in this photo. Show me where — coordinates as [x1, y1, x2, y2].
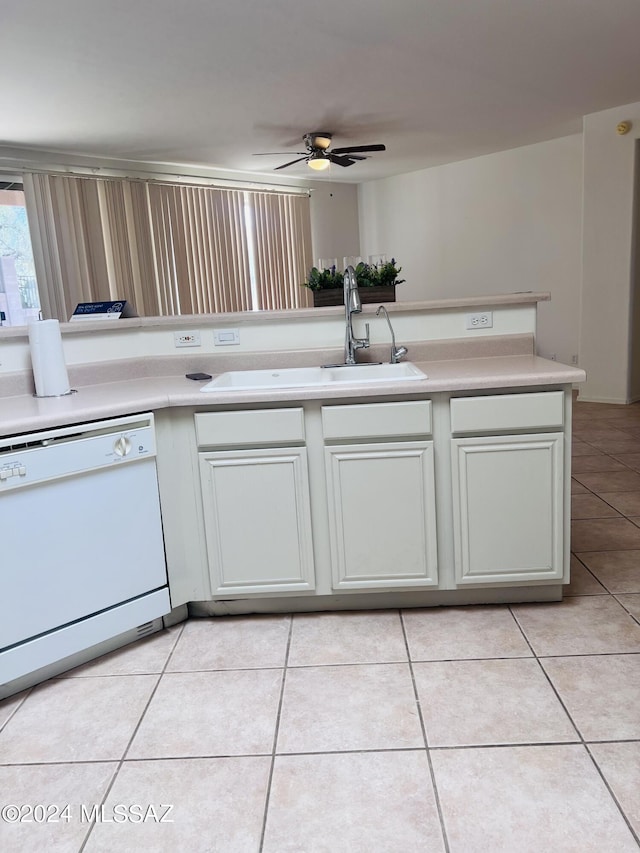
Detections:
[311, 133, 332, 150]
[308, 152, 330, 171]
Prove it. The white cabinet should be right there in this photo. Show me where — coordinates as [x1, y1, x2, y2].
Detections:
[196, 409, 314, 596]
[325, 441, 438, 589]
[451, 432, 564, 585]
[322, 400, 437, 590]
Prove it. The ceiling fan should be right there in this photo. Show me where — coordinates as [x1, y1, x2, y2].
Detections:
[253, 132, 386, 171]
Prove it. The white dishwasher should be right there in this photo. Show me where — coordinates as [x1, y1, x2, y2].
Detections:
[0, 413, 170, 697]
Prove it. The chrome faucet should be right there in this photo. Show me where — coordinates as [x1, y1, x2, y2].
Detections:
[343, 265, 370, 364]
[376, 305, 408, 363]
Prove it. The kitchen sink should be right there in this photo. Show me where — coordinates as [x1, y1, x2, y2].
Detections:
[200, 362, 427, 392]
[325, 363, 427, 382]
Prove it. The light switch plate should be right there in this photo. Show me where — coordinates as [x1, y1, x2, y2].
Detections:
[214, 328, 240, 346]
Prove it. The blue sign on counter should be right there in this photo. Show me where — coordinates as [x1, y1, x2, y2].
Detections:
[70, 301, 138, 321]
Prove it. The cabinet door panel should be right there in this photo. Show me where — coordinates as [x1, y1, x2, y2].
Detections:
[199, 448, 314, 595]
[326, 442, 438, 589]
[451, 433, 564, 584]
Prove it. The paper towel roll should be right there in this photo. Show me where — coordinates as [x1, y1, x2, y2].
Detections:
[28, 320, 71, 397]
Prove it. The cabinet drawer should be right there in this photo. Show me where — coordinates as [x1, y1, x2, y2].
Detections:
[195, 408, 305, 447]
[322, 400, 431, 440]
[450, 392, 564, 434]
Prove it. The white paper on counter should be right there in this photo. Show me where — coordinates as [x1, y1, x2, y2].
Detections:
[28, 319, 71, 397]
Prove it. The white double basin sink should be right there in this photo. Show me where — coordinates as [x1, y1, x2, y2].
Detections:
[201, 362, 427, 392]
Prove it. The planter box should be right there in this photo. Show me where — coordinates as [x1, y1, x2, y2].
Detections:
[312, 286, 396, 307]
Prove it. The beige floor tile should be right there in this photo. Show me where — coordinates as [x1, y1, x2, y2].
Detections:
[128, 669, 282, 759]
[619, 427, 640, 440]
[572, 426, 635, 442]
[576, 550, 640, 593]
[402, 605, 531, 661]
[288, 610, 406, 667]
[414, 659, 576, 747]
[571, 479, 590, 494]
[570, 494, 621, 519]
[511, 596, 640, 655]
[615, 593, 640, 620]
[598, 491, 640, 516]
[571, 455, 628, 473]
[61, 626, 183, 678]
[573, 470, 640, 493]
[277, 664, 423, 753]
[0, 762, 116, 853]
[571, 518, 640, 551]
[166, 615, 290, 671]
[581, 439, 640, 455]
[612, 452, 640, 472]
[541, 655, 640, 740]
[0, 690, 28, 730]
[0, 676, 157, 764]
[263, 751, 445, 853]
[431, 744, 638, 853]
[589, 742, 640, 836]
[84, 757, 270, 853]
[565, 556, 608, 596]
[572, 440, 601, 456]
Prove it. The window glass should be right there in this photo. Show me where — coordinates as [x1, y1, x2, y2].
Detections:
[0, 184, 41, 327]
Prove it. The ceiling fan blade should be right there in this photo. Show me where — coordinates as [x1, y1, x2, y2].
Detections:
[253, 151, 306, 156]
[274, 157, 308, 170]
[329, 154, 356, 167]
[332, 144, 386, 154]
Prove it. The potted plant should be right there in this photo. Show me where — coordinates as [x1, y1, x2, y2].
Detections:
[304, 259, 404, 307]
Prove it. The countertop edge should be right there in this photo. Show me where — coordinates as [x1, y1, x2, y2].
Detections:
[0, 355, 586, 438]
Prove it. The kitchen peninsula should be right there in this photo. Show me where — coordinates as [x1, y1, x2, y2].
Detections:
[0, 293, 584, 695]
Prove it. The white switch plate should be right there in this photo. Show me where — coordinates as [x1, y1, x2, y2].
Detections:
[214, 328, 240, 346]
[174, 330, 201, 347]
[465, 312, 493, 330]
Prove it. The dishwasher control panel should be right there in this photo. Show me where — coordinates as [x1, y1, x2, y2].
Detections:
[0, 414, 157, 491]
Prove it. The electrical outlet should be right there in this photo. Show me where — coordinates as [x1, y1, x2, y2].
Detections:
[465, 311, 493, 330]
[173, 330, 201, 348]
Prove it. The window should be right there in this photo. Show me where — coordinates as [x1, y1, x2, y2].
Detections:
[21, 173, 312, 321]
[0, 182, 41, 327]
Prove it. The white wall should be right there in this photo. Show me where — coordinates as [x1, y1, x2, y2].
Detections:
[358, 135, 583, 365]
[310, 182, 360, 268]
[581, 102, 640, 403]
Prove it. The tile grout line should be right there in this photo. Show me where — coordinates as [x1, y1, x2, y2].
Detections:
[583, 745, 640, 847]
[258, 612, 293, 853]
[399, 608, 451, 853]
[78, 619, 186, 853]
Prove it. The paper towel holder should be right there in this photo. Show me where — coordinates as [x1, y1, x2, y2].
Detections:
[33, 388, 77, 399]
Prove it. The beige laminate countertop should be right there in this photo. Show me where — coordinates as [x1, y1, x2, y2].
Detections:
[0, 354, 585, 438]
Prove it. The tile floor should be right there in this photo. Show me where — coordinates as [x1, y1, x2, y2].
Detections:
[2, 399, 640, 851]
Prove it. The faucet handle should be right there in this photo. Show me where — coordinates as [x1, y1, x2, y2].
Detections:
[392, 345, 408, 364]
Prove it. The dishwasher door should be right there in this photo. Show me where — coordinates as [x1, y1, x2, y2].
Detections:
[0, 413, 170, 685]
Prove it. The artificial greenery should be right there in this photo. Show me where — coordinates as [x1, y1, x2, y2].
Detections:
[303, 259, 404, 291]
[303, 265, 344, 291]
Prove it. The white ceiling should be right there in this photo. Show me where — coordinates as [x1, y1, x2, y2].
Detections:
[4, 0, 640, 183]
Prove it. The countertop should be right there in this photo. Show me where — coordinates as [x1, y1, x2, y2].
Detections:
[0, 353, 585, 438]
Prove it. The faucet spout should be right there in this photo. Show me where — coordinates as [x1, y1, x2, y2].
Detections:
[344, 265, 369, 364]
[376, 305, 408, 364]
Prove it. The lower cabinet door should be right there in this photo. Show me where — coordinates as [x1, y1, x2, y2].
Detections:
[199, 447, 315, 595]
[325, 441, 438, 590]
[451, 433, 564, 584]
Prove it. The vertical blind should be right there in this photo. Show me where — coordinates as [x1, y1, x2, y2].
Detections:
[22, 173, 312, 319]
